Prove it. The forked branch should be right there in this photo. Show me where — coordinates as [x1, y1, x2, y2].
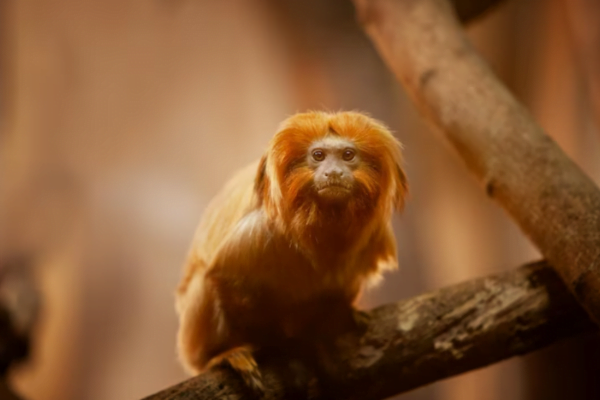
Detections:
[143, 0, 600, 397]
[353, 0, 600, 325]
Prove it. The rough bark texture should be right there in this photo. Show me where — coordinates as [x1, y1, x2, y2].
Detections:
[353, 0, 600, 325]
[142, 261, 595, 400]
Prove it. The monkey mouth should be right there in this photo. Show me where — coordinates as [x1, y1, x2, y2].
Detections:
[316, 182, 352, 200]
[316, 181, 352, 190]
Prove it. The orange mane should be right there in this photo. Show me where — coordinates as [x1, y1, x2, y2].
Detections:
[255, 111, 407, 247]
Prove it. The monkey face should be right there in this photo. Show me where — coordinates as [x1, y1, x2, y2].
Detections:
[257, 111, 407, 225]
[307, 137, 359, 204]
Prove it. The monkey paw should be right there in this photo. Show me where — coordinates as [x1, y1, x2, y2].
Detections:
[226, 346, 264, 392]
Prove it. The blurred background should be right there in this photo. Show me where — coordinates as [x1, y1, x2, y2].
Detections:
[1, 0, 600, 399]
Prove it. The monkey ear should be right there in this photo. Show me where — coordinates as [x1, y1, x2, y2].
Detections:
[393, 163, 409, 211]
[254, 154, 269, 204]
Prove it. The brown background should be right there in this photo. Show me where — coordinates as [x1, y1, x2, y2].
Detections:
[1, 0, 599, 399]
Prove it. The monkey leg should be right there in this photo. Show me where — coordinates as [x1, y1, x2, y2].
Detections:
[177, 273, 265, 390]
[177, 272, 230, 374]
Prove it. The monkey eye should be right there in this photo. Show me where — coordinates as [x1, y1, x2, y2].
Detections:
[342, 149, 356, 161]
[312, 149, 325, 161]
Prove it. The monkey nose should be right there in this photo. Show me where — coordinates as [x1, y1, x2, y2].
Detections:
[324, 169, 343, 178]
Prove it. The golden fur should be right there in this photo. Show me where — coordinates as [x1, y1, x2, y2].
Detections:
[176, 111, 407, 385]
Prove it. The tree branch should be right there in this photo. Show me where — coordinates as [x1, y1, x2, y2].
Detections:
[352, 0, 600, 326]
[142, 261, 595, 400]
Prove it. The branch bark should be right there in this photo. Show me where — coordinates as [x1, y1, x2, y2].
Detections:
[142, 261, 595, 400]
[353, 0, 600, 325]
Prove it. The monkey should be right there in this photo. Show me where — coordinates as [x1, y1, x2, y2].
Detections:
[175, 111, 407, 389]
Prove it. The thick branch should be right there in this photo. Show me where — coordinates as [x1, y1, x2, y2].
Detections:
[142, 261, 594, 400]
[353, 0, 600, 325]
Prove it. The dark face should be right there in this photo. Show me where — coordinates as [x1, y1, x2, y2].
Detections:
[307, 137, 359, 204]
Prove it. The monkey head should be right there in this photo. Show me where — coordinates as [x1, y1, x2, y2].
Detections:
[256, 111, 407, 237]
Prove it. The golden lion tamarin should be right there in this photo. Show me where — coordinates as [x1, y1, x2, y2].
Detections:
[176, 111, 407, 388]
